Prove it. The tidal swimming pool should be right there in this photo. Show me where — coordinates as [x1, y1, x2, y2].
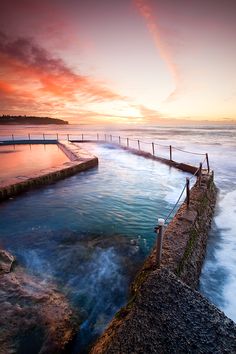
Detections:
[0, 142, 191, 352]
[0, 144, 69, 183]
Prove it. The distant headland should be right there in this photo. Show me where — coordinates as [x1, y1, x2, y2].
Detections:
[0, 115, 69, 125]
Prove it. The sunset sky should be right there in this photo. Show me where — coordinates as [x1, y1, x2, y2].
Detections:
[0, 0, 236, 124]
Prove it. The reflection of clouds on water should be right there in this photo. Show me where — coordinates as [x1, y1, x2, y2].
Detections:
[0, 150, 20, 153]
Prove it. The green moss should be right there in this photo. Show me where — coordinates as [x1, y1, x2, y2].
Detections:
[131, 264, 155, 295]
[175, 179, 217, 277]
[115, 265, 156, 321]
[176, 228, 198, 276]
[115, 295, 136, 320]
[198, 195, 209, 216]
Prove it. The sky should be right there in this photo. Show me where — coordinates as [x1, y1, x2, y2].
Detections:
[0, 0, 236, 124]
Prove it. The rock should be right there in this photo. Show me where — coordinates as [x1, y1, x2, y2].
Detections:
[179, 209, 198, 223]
[0, 251, 79, 354]
[0, 249, 15, 274]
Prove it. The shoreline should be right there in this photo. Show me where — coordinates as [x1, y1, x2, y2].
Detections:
[0, 115, 69, 125]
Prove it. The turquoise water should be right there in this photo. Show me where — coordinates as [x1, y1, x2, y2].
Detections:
[0, 142, 190, 352]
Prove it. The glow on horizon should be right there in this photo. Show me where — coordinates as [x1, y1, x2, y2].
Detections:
[0, 0, 236, 124]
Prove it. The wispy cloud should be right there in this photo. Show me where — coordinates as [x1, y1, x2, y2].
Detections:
[138, 104, 162, 121]
[133, 0, 181, 102]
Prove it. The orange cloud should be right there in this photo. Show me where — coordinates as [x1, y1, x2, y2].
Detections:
[137, 104, 163, 122]
[133, 0, 181, 101]
[0, 80, 15, 94]
[0, 31, 171, 123]
[0, 32, 127, 117]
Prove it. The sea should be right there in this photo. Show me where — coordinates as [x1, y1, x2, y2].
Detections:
[0, 123, 236, 337]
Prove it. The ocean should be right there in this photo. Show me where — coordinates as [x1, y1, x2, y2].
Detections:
[0, 123, 236, 323]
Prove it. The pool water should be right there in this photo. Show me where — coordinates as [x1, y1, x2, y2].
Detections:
[0, 142, 191, 352]
[0, 144, 69, 183]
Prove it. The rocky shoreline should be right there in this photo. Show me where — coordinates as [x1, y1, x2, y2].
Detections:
[0, 249, 79, 354]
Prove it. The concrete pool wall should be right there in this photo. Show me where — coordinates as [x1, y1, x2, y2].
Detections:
[0, 141, 98, 201]
[0, 138, 202, 202]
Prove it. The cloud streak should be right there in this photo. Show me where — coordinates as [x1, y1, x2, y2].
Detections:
[133, 0, 181, 101]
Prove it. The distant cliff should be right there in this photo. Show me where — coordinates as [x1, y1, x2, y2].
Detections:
[0, 115, 68, 125]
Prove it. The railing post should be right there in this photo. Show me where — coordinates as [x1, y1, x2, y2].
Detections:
[152, 142, 155, 155]
[186, 177, 190, 208]
[110, 134, 112, 142]
[198, 162, 202, 186]
[169, 145, 172, 161]
[138, 140, 140, 150]
[56, 133, 59, 141]
[105, 134, 107, 141]
[127, 137, 129, 148]
[97, 133, 99, 141]
[82, 134, 84, 141]
[28, 133, 31, 141]
[67, 134, 69, 141]
[156, 218, 165, 268]
[206, 153, 210, 173]
[43, 133, 45, 141]
[119, 136, 121, 145]
[12, 134, 14, 142]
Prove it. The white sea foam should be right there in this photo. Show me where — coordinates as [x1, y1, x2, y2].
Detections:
[213, 189, 236, 320]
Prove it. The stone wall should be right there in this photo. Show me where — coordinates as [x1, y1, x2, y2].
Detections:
[132, 172, 216, 292]
[112, 144, 200, 174]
